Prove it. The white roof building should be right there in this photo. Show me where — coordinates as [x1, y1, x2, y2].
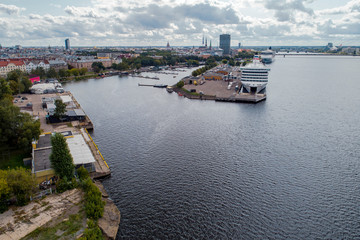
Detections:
[66, 134, 96, 166]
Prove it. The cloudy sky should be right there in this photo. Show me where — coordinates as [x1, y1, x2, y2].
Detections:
[0, 0, 359, 47]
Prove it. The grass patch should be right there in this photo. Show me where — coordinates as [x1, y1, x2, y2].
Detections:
[21, 212, 86, 240]
[0, 146, 31, 170]
[181, 88, 200, 96]
[43, 205, 52, 211]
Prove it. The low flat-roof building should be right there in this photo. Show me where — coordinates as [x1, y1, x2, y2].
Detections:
[66, 134, 96, 173]
[32, 132, 96, 183]
[32, 134, 55, 183]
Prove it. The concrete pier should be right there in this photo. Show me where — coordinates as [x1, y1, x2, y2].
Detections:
[180, 80, 266, 103]
[81, 128, 111, 179]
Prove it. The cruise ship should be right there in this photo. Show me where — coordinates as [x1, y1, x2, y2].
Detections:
[260, 49, 275, 64]
[240, 56, 270, 94]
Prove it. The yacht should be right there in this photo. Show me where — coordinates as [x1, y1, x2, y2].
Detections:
[240, 56, 270, 94]
[260, 49, 275, 64]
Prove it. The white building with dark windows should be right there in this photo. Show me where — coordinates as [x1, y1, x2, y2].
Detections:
[25, 60, 50, 73]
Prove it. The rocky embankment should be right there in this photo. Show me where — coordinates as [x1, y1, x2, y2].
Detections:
[95, 181, 121, 240]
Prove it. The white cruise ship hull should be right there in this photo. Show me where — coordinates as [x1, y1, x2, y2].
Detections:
[261, 57, 274, 64]
[240, 55, 270, 95]
[241, 82, 267, 94]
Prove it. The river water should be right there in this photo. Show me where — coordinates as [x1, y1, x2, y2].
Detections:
[63, 56, 360, 239]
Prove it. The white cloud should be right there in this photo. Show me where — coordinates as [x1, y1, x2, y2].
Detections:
[64, 6, 100, 18]
[0, 0, 359, 46]
[0, 3, 25, 15]
[317, 0, 360, 15]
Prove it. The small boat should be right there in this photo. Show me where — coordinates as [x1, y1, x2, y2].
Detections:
[166, 86, 174, 93]
[153, 84, 168, 88]
[178, 92, 183, 96]
[173, 76, 176, 78]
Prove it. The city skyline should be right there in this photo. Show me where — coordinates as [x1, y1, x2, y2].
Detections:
[0, 0, 359, 47]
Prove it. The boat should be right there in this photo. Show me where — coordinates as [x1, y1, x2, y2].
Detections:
[260, 48, 275, 64]
[153, 84, 168, 88]
[166, 86, 174, 93]
[240, 55, 270, 94]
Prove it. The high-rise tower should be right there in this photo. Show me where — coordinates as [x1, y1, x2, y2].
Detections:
[219, 34, 231, 55]
[65, 38, 70, 51]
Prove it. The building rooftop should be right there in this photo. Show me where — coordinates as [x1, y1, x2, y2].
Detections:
[33, 148, 52, 172]
[37, 134, 52, 149]
[66, 134, 96, 165]
[60, 95, 72, 103]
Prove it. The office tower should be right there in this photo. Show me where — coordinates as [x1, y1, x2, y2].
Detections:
[65, 38, 70, 50]
[220, 34, 231, 55]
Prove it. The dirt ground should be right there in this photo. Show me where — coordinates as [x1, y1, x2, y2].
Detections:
[183, 79, 242, 98]
[13, 92, 79, 133]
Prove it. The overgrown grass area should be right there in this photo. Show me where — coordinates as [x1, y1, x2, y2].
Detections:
[181, 88, 200, 96]
[21, 211, 86, 240]
[0, 146, 30, 169]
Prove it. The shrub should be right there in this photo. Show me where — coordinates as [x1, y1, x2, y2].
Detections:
[79, 220, 103, 240]
[56, 177, 78, 193]
[84, 184, 105, 220]
[77, 166, 89, 181]
[176, 80, 184, 88]
[81, 177, 105, 220]
[0, 170, 10, 213]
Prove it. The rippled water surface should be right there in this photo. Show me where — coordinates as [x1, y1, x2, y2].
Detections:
[64, 56, 360, 239]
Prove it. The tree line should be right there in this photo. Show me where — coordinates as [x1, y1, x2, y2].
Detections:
[0, 74, 40, 150]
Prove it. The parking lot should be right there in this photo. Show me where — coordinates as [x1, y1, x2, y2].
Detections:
[13, 92, 78, 133]
[183, 79, 242, 98]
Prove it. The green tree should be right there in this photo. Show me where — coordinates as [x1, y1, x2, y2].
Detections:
[0, 170, 10, 213]
[70, 68, 80, 76]
[8, 80, 22, 94]
[222, 59, 228, 64]
[0, 78, 12, 100]
[0, 98, 40, 149]
[21, 78, 32, 93]
[54, 99, 66, 118]
[79, 68, 87, 76]
[66, 70, 71, 77]
[46, 67, 58, 78]
[58, 69, 67, 78]
[91, 62, 105, 73]
[7, 168, 36, 206]
[31, 67, 46, 79]
[176, 80, 184, 88]
[50, 133, 75, 179]
[228, 59, 235, 66]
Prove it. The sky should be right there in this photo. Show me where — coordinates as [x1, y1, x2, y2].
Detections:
[0, 0, 359, 47]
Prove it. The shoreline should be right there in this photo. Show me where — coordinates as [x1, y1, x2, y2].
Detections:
[11, 90, 120, 238]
